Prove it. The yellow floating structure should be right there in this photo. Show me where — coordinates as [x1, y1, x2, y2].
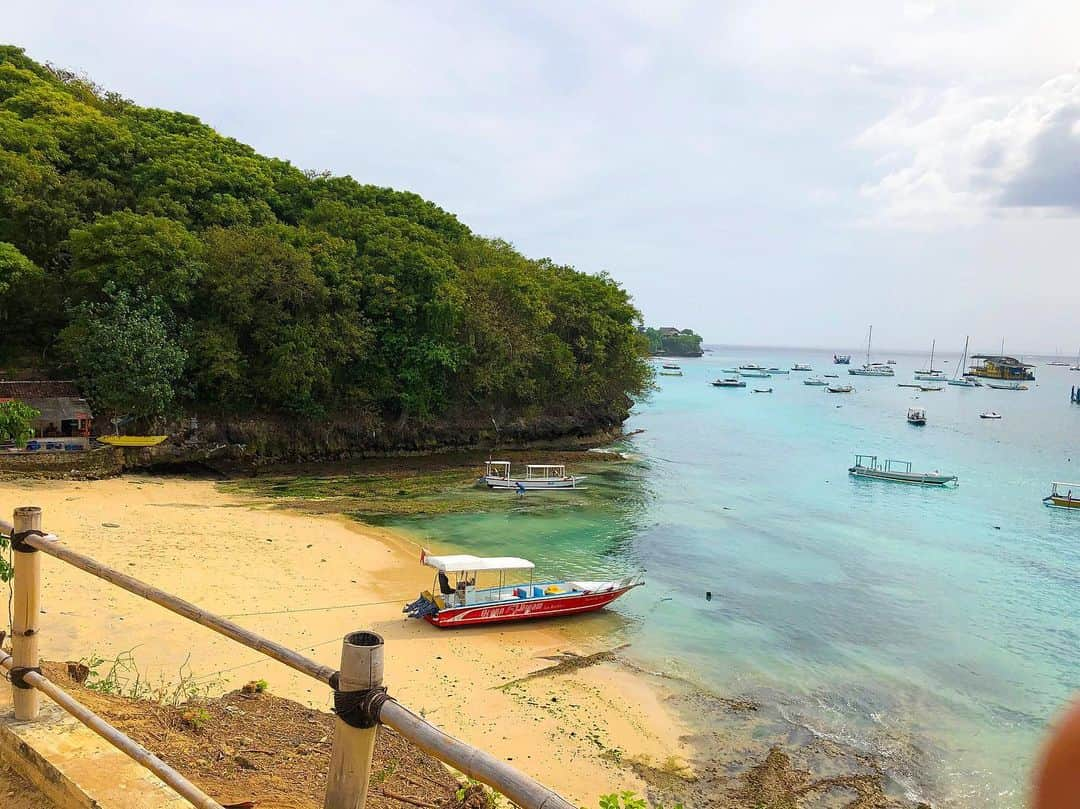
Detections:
[96, 435, 168, 447]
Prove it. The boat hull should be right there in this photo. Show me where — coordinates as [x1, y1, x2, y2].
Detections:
[482, 476, 584, 490]
[425, 585, 637, 628]
[1045, 497, 1080, 510]
[849, 467, 957, 486]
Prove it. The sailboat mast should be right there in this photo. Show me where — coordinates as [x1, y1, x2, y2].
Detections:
[929, 339, 936, 372]
[867, 325, 872, 365]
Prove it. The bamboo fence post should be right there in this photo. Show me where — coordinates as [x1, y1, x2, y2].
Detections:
[324, 631, 384, 809]
[11, 505, 42, 720]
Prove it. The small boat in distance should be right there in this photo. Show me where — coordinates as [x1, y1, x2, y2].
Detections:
[886, 359, 897, 365]
[849, 326, 895, 376]
[752, 387, 773, 393]
[739, 370, 772, 378]
[804, 377, 828, 386]
[948, 337, 979, 386]
[919, 384, 944, 392]
[480, 461, 584, 490]
[711, 378, 746, 388]
[834, 354, 852, 364]
[985, 381, 1028, 390]
[824, 373, 839, 378]
[914, 339, 945, 380]
[1043, 482, 1080, 510]
[404, 551, 645, 627]
[792, 363, 812, 371]
[980, 411, 1002, 419]
[848, 454, 957, 486]
[97, 435, 168, 447]
[662, 363, 681, 369]
[907, 407, 927, 425]
[739, 363, 766, 371]
[767, 367, 790, 374]
[658, 369, 683, 376]
[827, 384, 854, 393]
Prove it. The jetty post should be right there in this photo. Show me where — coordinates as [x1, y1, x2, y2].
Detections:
[11, 505, 43, 719]
[324, 631, 384, 809]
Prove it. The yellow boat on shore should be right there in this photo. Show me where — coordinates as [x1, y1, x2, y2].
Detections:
[96, 435, 168, 447]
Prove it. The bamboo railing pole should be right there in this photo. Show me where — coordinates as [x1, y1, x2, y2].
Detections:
[379, 700, 576, 809]
[324, 631, 383, 809]
[18, 531, 338, 685]
[0, 648, 224, 809]
[11, 506, 42, 720]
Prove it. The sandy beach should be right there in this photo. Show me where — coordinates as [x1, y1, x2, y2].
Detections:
[0, 475, 691, 806]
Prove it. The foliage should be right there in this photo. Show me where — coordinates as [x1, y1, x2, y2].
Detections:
[0, 399, 38, 446]
[0, 532, 10, 582]
[58, 287, 187, 420]
[596, 794, 683, 809]
[79, 649, 220, 705]
[0, 46, 651, 429]
[642, 327, 703, 357]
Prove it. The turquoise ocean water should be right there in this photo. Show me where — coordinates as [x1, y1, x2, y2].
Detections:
[385, 346, 1080, 807]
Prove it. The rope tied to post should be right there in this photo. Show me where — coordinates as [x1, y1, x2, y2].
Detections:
[9, 665, 42, 689]
[332, 682, 390, 729]
[9, 529, 47, 553]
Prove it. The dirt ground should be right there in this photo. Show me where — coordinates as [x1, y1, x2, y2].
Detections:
[42, 661, 463, 809]
[0, 760, 59, 809]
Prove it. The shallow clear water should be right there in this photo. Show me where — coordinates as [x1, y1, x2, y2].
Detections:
[384, 347, 1080, 806]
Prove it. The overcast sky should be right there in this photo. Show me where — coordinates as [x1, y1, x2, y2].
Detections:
[8, 1, 1080, 353]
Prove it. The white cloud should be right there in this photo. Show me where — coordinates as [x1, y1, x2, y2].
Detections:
[857, 71, 1080, 227]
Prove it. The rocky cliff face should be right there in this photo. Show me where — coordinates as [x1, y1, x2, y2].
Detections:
[134, 401, 632, 471]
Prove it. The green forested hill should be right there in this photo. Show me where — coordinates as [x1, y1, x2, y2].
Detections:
[0, 46, 650, 432]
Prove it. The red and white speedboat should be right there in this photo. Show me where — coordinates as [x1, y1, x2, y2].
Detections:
[403, 550, 644, 628]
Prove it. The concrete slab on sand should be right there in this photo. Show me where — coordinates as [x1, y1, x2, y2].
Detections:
[0, 685, 190, 809]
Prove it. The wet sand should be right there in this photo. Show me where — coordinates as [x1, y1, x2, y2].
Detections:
[0, 476, 691, 805]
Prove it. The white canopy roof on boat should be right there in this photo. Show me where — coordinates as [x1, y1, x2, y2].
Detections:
[421, 551, 534, 572]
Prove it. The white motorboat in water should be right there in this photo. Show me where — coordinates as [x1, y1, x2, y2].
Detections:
[752, 387, 773, 393]
[827, 384, 854, 393]
[739, 370, 772, 378]
[711, 378, 746, 388]
[791, 363, 812, 371]
[803, 377, 828, 386]
[480, 461, 584, 490]
[980, 411, 1002, 419]
[849, 455, 957, 486]
[907, 407, 927, 425]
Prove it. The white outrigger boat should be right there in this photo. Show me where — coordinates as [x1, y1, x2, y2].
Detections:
[480, 461, 584, 490]
[1044, 482, 1080, 510]
[403, 551, 644, 627]
[848, 454, 957, 486]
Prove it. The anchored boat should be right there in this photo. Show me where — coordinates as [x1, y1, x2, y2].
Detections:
[739, 370, 772, 378]
[712, 377, 746, 388]
[849, 326, 895, 377]
[834, 354, 852, 364]
[403, 551, 645, 628]
[480, 461, 584, 490]
[804, 377, 828, 386]
[791, 363, 812, 371]
[980, 410, 1002, 419]
[1043, 482, 1080, 510]
[848, 454, 957, 486]
[907, 407, 926, 425]
[914, 340, 945, 381]
[827, 384, 854, 393]
[985, 381, 1028, 390]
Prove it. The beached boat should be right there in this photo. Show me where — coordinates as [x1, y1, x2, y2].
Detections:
[848, 455, 957, 486]
[834, 354, 851, 364]
[985, 381, 1027, 390]
[97, 435, 168, 447]
[803, 377, 828, 386]
[1043, 482, 1080, 510]
[711, 378, 746, 388]
[480, 461, 584, 490]
[848, 326, 895, 376]
[907, 407, 926, 425]
[827, 384, 854, 393]
[752, 387, 773, 393]
[739, 370, 772, 378]
[403, 551, 645, 628]
[791, 363, 812, 371]
[980, 411, 1002, 419]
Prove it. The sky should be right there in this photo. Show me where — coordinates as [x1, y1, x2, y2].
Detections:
[7, 1, 1080, 353]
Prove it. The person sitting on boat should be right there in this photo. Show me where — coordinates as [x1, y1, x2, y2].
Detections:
[438, 571, 455, 596]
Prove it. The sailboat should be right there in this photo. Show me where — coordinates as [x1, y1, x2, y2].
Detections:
[848, 326, 894, 376]
[914, 340, 945, 381]
[1071, 347, 1080, 372]
[948, 336, 980, 387]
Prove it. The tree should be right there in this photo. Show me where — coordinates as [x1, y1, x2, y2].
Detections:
[58, 287, 187, 422]
[0, 400, 39, 447]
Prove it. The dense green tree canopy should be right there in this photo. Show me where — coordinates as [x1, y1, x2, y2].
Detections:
[0, 46, 650, 425]
[643, 327, 703, 357]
